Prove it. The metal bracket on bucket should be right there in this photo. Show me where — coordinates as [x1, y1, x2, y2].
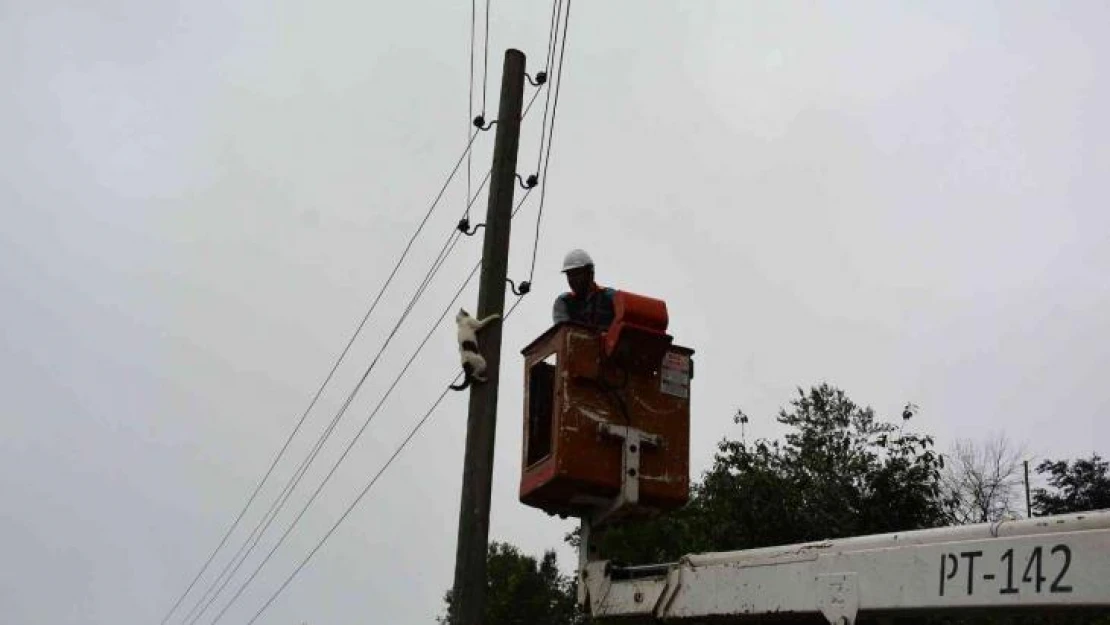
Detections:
[593, 423, 661, 526]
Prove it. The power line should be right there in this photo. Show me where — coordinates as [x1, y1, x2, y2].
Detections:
[167, 25, 546, 625]
[467, 0, 495, 221]
[543, 0, 562, 73]
[411, 172, 491, 310]
[248, 300, 530, 625]
[213, 188, 536, 625]
[528, 0, 572, 282]
[465, 18, 545, 225]
[178, 171, 497, 625]
[219, 264, 479, 625]
[534, 0, 563, 175]
[203, 239, 469, 624]
[523, 78, 546, 125]
[174, 80, 547, 625]
[482, 0, 491, 115]
[246, 295, 530, 625]
[182, 238, 459, 624]
[158, 129, 482, 625]
[460, 83, 544, 232]
[466, 0, 476, 223]
[246, 376, 458, 624]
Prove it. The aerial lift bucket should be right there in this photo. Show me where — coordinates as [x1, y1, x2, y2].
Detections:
[518, 291, 693, 522]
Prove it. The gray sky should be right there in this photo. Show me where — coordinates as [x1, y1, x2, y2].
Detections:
[2, 1, 1108, 623]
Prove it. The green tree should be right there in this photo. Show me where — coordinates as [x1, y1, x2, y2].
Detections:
[1033, 454, 1110, 516]
[579, 385, 1109, 624]
[590, 384, 950, 564]
[438, 541, 584, 625]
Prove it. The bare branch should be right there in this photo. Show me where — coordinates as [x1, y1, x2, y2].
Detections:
[942, 433, 1025, 524]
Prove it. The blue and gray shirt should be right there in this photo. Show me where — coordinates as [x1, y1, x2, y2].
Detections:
[552, 284, 616, 330]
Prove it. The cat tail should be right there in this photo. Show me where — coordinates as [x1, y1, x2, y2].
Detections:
[450, 364, 474, 391]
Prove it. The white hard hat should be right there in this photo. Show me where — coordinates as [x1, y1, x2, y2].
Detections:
[561, 249, 594, 273]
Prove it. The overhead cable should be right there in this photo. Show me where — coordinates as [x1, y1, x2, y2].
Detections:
[482, 0, 492, 115]
[245, 294, 528, 625]
[466, 0, 477, 227]
[183, 80, 544, 622]
[534, 0, 564, 176]
[461, 81, 544, 231]
[211, 188, 535, 624]
[179, 170, 496, 625]
[527, 0, 572, 283]
[158, 129, 481, 625]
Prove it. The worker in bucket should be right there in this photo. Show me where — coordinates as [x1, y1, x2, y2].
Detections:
[552, 249, 616, 330]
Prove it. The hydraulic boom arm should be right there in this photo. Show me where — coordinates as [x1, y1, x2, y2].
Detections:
[581, 510, 1110, 623]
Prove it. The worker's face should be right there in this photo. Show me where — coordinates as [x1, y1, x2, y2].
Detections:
[565, 266, 593, 296]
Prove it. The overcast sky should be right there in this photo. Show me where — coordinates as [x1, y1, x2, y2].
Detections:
[3, 1, 1108, 623]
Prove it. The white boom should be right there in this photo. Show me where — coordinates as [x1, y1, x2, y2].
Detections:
[579, 509, 1110, 623]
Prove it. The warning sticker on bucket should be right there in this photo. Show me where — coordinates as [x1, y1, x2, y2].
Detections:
[660, 352, 691, 398]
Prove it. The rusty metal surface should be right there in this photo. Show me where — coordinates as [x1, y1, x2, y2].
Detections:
[519, 324, 692, 516]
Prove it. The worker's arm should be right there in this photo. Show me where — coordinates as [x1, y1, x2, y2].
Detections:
[552, 295, 571, 324]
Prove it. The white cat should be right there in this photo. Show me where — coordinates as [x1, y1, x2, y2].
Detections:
[449, 308, 500, 391]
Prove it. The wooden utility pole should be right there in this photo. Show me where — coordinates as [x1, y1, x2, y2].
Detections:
[450, 48, 526, 625]
[1024, 459, 1033, 518]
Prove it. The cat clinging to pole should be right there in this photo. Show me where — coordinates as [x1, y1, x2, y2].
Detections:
[449, 309, 500, 391]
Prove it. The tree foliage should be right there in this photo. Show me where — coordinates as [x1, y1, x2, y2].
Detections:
[439, 387, 1110, 625]
[1033, 454, 1110, 516]
[438, 542, 583, 625]
[591, 384, 950, 564]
